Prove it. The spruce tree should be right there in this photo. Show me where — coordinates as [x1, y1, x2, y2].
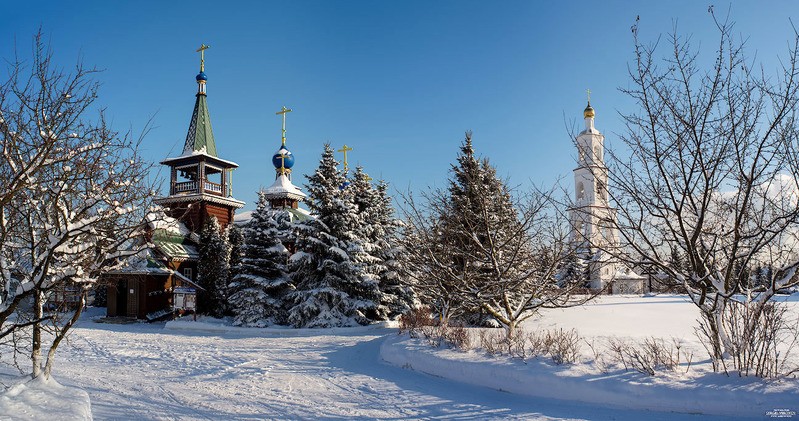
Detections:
[228, 192, 293, 326]
[197, 217, 231, 318]
[442, 132, 522, 324]
[350, 167, 414, 319]
[287, 144, 379, 327]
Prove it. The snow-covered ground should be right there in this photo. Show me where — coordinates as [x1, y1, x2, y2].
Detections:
[0, 295, 797, 420]
[384, 295, 799, 419]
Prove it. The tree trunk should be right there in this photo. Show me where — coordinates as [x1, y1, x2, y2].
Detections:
[43, 292, 86, 379]
[505, 319, 518, 340]
[31, 289, 43, 378]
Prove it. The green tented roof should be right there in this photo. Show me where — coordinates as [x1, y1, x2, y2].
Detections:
[152, 229, 199, 260]
[183, 93, 217, 157]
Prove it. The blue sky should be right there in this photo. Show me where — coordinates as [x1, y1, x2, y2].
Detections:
[2, 1, 798, 210]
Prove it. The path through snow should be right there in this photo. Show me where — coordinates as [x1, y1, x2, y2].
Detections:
[46, 313, 742, 420]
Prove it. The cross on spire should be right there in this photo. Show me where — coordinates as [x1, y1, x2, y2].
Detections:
[197, 44, 210, 72]
[586, 88, 591, 103]
[276, 106, 292, 146]
[337, 144, 353, 172]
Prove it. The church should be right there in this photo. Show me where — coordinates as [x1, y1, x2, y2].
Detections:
[569, 99, 645, 294]
[104, 45, 314, 320]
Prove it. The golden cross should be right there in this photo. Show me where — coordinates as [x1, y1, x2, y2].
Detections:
[365, 175, 373, 182]
[337, 144, 353, 172]
[197, 44, 210, 72]
[586, 88, 591, 102]
[276, 106, 292, 146]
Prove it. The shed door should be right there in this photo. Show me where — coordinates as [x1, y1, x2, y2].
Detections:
[126, 280, 139, 317]
[115, 281, 127, 317]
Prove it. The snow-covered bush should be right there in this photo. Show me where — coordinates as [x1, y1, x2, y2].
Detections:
[697, 301, 799, 377]
[399, 306, 435, 338]
[606, 337, 692, 376]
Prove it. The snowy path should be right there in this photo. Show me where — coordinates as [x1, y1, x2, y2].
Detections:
[52, 317, 741, 420]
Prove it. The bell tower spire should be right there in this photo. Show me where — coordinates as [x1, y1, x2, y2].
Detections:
[155, 45, 245, 231]
[183, 44, 216, 156]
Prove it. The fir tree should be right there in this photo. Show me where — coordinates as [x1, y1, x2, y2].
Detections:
[227, 222, 245, 311]
[197, 217, 231, 318]
[228, 192, 293, 326]
[287, 144, 379, 327]
[442, 132, 524, 324]
[350, 167, 414, 319]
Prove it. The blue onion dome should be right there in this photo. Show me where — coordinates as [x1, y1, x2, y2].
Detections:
[339, 180, 351, 190]
[196, 71, 208, 81]
[272, 146, 295, 169]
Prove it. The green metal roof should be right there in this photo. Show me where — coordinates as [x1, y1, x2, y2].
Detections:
[287, 207, 312, 222]
[183, 93, 217, 157]
[152, 229, 199, 260]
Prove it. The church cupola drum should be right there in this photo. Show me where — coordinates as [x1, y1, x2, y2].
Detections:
[154, 44, 245, 231]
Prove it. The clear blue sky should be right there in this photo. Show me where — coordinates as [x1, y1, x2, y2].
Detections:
[2, 1, 798, 211]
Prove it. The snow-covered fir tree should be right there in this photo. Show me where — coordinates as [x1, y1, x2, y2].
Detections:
[225, 222, 244, 318]
[197, 217, 231, 318]
[227, 223, 245, 290]
[228, 192, 294, 326]
[287, 144, 379, 327]
[350, 167, 414, 319]
[443, 132, 520, 324]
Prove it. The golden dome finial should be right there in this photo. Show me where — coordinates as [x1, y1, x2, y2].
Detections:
[583, 89, 595, 118]
[584, 102, 595, 118]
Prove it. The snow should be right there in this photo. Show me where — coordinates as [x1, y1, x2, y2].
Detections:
[383, 295, 799, 419]
[2, 298, 797, 420]
[0, 375, 92, 421]
[145, 209, 191, 237]
[262, 173, 307, 198]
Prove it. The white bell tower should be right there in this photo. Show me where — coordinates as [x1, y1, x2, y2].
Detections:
[569, 100, 620, 290]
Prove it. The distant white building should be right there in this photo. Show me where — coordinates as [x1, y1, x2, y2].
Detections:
[569, 101, 644, 294]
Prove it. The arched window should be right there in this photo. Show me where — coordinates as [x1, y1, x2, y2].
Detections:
[594, 145, 602, 162]
[597, 180, 606, 200]
[577, 182, 585, 200]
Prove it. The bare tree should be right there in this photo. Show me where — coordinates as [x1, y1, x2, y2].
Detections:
[607, 10, 799, 371]
[0, 32, 154, 379]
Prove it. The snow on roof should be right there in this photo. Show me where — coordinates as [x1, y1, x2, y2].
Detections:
[263, 174, 307, 199]
[160, 150, 239, 168]
[146, 210, 191, 237]
[233, 206, 313, 225]
[614, 269, 646, 280]
[109, 247, 171, 275]
[234, 210, 253, 224]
